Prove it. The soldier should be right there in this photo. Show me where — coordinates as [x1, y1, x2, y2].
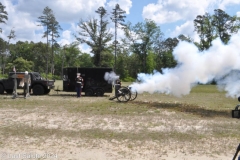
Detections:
[23, 71, 31, 99]
[109, 79, 121, 100]
[75, 73, 84, 98]
[12, 66, 18, 99]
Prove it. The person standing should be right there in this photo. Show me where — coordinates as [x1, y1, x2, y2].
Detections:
[23, 71, 31, 99]
[75, 73, 83, 98]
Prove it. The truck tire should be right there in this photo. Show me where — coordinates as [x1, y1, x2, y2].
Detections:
[96, 88, 104, 97]
[5, 89, 13, 94]
[44, 89, 51, 94]
[33, 85, 44, 95]
[0, 84, 4, 94]
[85, 88, 94, 96]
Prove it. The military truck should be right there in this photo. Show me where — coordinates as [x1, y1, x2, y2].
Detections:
[0, 72, 55, 95]
[63, 67, 113, 96]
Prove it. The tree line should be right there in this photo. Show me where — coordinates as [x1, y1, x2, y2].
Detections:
[0, 2, 240, 81]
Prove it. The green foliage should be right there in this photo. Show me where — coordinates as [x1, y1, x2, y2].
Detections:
[5, 57, 34, 73]
[77, 53, 94, 67]
[122, 76, 135, 82]
[41, 73, 61, 80]
[146, 50, 156, 73]
[76, 6, 113, 67]
[194, 9, 240, 50]
[101, 52, 114, 67]
[124, 19, 163, 73]
[110, 4, 126, 71]
[0, 2, 8, 33]
[0, 73, 7, 79]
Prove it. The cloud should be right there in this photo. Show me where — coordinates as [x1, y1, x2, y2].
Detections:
[170, 21, 200, 41]
[142, 0, 215, 24]
[218, 0, 240, 10]
[15, 0, 107, 22]
[171, 21, 194, 37]
[1, 0, 43, 43]
[237, 12, 240, 17]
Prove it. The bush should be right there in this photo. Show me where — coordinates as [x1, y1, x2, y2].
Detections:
[41, 73, 61, 80]
[122, 76, 136, 82]
[0, 74, 8, 79]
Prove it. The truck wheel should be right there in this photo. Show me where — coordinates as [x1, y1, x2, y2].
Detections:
[44, 89, 51, 94]
[85, 89, 94, 96]
[0, 84, 4, 94]
[5, 89, 13, 94]
[33, 85, 44, 95]
[96, 88, 104, 97]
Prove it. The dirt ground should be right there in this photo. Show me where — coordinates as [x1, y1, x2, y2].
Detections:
[0, 93, 239, 160]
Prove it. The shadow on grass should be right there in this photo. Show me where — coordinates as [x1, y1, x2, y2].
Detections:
[49, 93, 110, 97]
[131, 101, 231, 118]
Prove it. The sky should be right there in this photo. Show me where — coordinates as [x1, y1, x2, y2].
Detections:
[1, 0, 240, 53]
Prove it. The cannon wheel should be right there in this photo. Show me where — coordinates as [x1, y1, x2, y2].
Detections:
[129, 89, 137, 101]
[117, 87, 131, 102]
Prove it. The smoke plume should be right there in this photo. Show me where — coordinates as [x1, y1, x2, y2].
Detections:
[104, 71, 119, 84]
[130, 34, 240, 98]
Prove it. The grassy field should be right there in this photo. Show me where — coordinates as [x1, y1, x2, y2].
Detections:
[0, 81, 240, 159]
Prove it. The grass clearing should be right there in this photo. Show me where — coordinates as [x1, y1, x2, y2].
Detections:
[0, 82, 239, 159]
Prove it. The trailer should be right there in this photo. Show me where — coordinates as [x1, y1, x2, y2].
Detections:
[62, 67, 113, 96]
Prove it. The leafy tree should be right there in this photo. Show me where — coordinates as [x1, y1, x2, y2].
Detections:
[212, 9, 240, 44]
[178, 34, 192, 43]
[0, 2, 8, 33]
[110, 4, 126, 71]
[5, 57, 34, 73]
[100, 52, 114, 67]
[31, 42, 49, 73]
[194, 9, 240, 49]
[64, 42, 81, 67]
[154, 37, 178, 71]
[194, 13, 215, 50]
[160, 37, 179, 52]
[146, 50, 156, 73]
[124, 19, 163, 73]
[76, 6, 113, 67]
[78, 53, 94, 67]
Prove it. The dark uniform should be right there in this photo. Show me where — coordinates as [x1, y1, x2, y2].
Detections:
[75, 74, 83, 98]
[109, 79, 121, 100]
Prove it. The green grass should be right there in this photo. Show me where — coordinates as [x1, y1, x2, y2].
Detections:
[0, 82, 239, 155]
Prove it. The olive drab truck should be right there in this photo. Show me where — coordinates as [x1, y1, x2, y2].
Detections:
[0, 72, 55, 95]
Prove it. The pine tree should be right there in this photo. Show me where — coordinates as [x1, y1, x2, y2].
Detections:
[110, 4, 126, 72]
[0, 2, 8, 33]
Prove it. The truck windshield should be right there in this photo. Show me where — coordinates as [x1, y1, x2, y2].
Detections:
[32, 73, 43, 80]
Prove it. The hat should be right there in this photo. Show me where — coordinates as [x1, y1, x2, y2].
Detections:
[77, 73, 81, 76]
[25, 71, 28, 75]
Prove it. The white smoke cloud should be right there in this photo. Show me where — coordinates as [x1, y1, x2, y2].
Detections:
[217, 70, 240, 98]
[130, 34, 240, 98]
[104, 71, 120, 84]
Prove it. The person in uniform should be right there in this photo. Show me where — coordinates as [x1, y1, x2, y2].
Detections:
[109, 79, 121, 100]
[75, 73, 84, 98]
[23, 71, 31, 99]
